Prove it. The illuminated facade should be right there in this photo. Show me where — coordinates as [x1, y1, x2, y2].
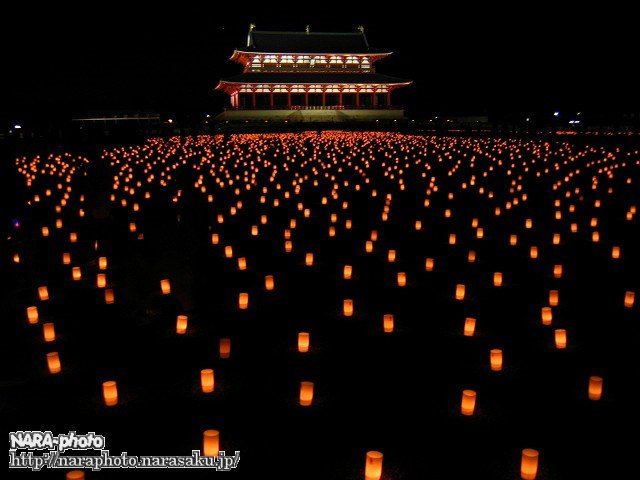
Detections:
[215, 26, 412, 121]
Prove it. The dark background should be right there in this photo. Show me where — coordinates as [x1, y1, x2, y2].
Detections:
[1, 1, 639, 123]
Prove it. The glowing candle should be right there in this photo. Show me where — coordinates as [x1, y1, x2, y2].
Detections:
[549, 290, 559, 307]
[343, 299, 354, 317]
[265, 275, 275, 291]
[554, 329, 567, 349]
[588, 376, 603, 400]
[201, 369, 215, 393]
[251, 225, 259, 236]
[455, 284, 466, 301]
[570, 223, 578, 233]
[38, 286, 49, 301]
[99, 256, 108, 270]
[63, 252, 71, 265]
[102, 380, 118, 406]
[520, 449, 539, 480]
[13, 253, 20, 263]
[43, 322, 56, 342]
[490, 349, 503, 371]
[72, 266, 82, 281]
[219, 338, 231, 359]
[70, 232, 77, 243]
[611, 246, 620, 259]
[105, 289, 115, 304]
[129, 222, 136, 232]
[510, 234, 518, 246]
[161, 279, 171, 295]
[365, 241, 374, 253]
[525, 219, 533, 229]
[365, 451, 383, 480]
[176, 315, 188, 334]
[624, 291, 635, 308]
[415, 220, 422, 230]
[224, 245, 233, 258]
[592, 231, 600, 243]
[27, 306, 39, 324]
[449, 233, 456, 245]
[299, 381, 314, 406]
[211, 233, 219, 244]
[397, 272, 406, 287]
[96, 274, 106, 288]
[530, 246, 538, 259]
[552, 233, 560, 245]
[468, 250, 476, 263]
[238, 257, 247, 270]
[383, 314, 394, 333]
[285, 240, 293, 253]
[329, 226, 336, 237]
[42, 226, 50, 237]
[298, 332, 310, 352]
[46, 352, 61, 374]
[541, 307, 552, 325]
[553, 264, 563, 279]
[305, 253, 314, 266]
[461, 389, 477, 415]
[343, 265, 353, 280]
[425, 258, 435, 271]
[388, 250, 396, 262]
[493, 272, 503, 287]
[476, 227, 484, 239]
[203, 430, 220, 457]
[464, 317, 476, 336]
[239, 292, 249, 310]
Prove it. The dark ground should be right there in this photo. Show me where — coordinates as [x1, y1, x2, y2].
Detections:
[2, 133, 639, 479]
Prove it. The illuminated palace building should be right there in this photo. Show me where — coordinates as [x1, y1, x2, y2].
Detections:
[216, 26, 412, 122]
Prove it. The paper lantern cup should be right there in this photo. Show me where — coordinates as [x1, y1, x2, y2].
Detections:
[299, 381, 314, 406]
[298, 332, 310, 352]
[46, 352, 61, 374]
[343, 299, 354, 317]
[521, 449, 539, 480]
[203, 430, 220, 457]
[201, 369, 215, 393]
[43, 322, 56, 342]
[102, 381, 118, 406]
[461, 389, 477, 415]
[27, 306, 39, 324]
[588, 376, 603, 401]
[365, 451, 383, 480]
[219, 338, 231, 359]
[160, 279, 171, 295]
[265, 275, 275, 291]
[490, 349, 503, 371]
[176, 315, 188, 334]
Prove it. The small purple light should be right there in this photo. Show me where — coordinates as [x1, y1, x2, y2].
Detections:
[13, 219, 21, 228]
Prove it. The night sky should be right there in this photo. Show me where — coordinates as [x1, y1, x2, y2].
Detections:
[2, 3, 639, 120]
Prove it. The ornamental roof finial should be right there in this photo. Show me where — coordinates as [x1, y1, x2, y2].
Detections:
[249, 23, 256, 32]
[305, 25, 311, 34]
[357, 25, 365, 33]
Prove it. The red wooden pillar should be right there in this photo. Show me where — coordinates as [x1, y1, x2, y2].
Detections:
[338, 91, 343, 108]
[304, 90, 309, 108]
[287, 90, 292, 108]
[386, 92, 391, 107]
[322, 90, 326, 107]
[252, 91, 256, 109]
[270, 91, 274, 109]
[373, 91, 378, 107]
[356, 91, 360, 108]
